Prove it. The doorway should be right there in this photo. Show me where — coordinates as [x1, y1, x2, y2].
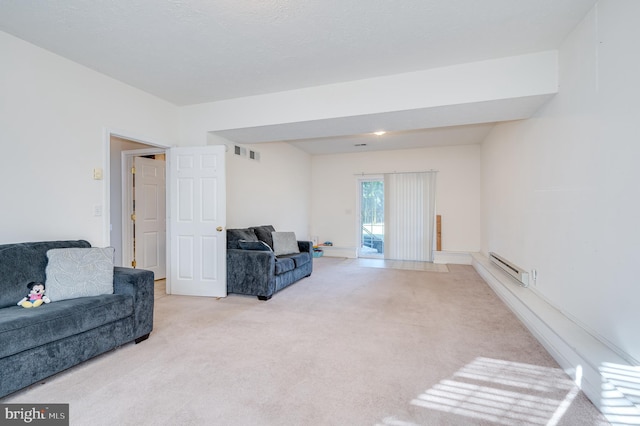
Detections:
[109, 136, 166, 279]
[358, 177, 384, 258]
[108, 134, 228, 297]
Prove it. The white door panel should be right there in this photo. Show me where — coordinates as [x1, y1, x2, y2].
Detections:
[134, 156, 166, 279]
[168, 146, 226, 297]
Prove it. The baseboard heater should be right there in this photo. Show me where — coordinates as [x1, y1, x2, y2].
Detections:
[489, 252, 529, 287]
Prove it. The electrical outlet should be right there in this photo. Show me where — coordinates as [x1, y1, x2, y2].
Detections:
[93, 205, 103, 217]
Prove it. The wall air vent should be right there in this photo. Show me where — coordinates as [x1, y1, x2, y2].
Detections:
[234, 145, 247, 157]
[489, 252, 529, 287]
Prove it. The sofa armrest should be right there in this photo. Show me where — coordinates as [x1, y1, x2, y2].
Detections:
[227, 249, 276, 297]
[298, 241, 313, 254]
[113, 267, 154, 340]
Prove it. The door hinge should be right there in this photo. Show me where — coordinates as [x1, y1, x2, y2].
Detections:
[131, 214, 136, 222]
[131, 260, 137, 268]
[131, 167, 136, 174]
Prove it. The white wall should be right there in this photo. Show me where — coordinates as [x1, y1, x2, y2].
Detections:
[224, 141, 312, 239]
[0, 31, 178, 246]
[311, 144, 481, 251]
[178, 50, 559, 251]
[481, 0, 640, 363]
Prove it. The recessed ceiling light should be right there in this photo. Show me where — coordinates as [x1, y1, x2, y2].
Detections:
[373, 131, 386, 136]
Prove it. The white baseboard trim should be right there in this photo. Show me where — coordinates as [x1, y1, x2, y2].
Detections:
[434, 250, 472, 265]
[471, 252, 640, 423]
[318, 246, 358, 258]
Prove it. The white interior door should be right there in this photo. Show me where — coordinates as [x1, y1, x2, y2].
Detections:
[133, 156, 166, 279]
[168, 145, 226, 297]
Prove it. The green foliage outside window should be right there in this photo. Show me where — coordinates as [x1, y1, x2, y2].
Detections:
[361, 180, 384, 225]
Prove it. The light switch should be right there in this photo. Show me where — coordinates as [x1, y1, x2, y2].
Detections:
[93, 168, 103, 180]
[93, 205, 103, 216]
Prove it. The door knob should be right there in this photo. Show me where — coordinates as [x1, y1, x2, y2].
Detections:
[216, 226, 223, 232]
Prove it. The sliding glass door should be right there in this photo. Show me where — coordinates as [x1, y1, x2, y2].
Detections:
[358, 178, 384, 258]
[358, 172, 437, 261]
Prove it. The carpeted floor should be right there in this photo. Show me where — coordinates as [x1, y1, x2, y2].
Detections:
[2, 257, 609, 425]
[346, 258, 450, 272]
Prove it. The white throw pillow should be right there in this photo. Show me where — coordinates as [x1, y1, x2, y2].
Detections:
[45, 247, 115, 302]
[271, 232, 300, 256]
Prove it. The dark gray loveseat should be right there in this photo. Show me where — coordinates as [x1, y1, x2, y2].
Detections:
[0, 240, 154, 398]
[227, 225, 312, 300]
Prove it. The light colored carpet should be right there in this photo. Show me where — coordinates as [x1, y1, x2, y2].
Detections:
[346, 258, 450, 272]
[3, 257, 609, 425]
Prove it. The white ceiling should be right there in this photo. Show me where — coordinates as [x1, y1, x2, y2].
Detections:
[288, 124, 498, 156]
[0, 0, 597, 154]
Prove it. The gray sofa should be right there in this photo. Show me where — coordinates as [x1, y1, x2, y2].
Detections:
[0, 240, 154, 398]
[227, 225, 312, 300]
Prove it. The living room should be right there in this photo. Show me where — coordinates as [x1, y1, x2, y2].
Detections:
[1, 0, 638, 424]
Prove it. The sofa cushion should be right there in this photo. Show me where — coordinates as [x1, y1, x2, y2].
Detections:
[274, 257, 295, 275]
[272, 232, 301, 256]
[227, 229, 258, 250]
[250, 225, 276, 249]
[0, 293, 134, 359]
[45, 247, 115, 302]
[0, 240, 91, 310]
[238, 240, 272, 251]
[279, 252, 311, 268]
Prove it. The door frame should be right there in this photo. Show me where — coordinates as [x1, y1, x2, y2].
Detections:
[355, 175, 384, 259]
[121, 148, 167, 271]
[104, 128, 170, 265]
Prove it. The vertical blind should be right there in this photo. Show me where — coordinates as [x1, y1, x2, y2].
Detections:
[384, 171, 437, 261]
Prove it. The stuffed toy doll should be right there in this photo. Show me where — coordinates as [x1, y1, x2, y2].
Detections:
[17, 281, 51, 308]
